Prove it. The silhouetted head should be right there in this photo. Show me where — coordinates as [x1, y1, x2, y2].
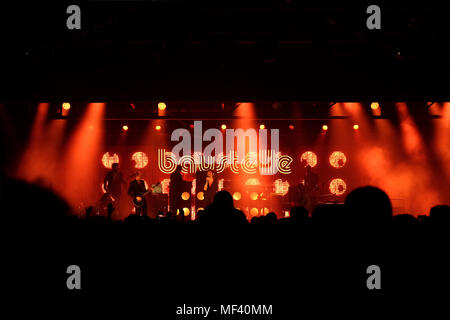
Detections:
[306, 165, 312, 174]
[429, 205, 450, 225]
[290, 206, 308, 221]
[212, 190, 234, 210]
[345, 186, 392, 226]
[112, 163, 119, 171]
[176, 165, 182, 172]
[206, 170, 214, 178]
[135, 171, 142, 180]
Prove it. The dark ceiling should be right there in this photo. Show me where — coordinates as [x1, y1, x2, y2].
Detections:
[1, 1, 449, 101]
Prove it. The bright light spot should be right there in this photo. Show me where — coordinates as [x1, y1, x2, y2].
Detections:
[329, 178, 347, 196]
[183, 207, 190, 216]
[250, 208, 259, 216]
[289, 124, 294, 130]
[221, 124, 227, 130]
[158, 102, 166, 110]
[197, 208, 204, 213]
[259, 124, 265, 130]
[261, 208, 270, 215]
[155, 125, 161, 131]
[300, 151, 318, 167]
[329, 151, 347, 168]
[353, 124, 359, 130]
[322, 125, 328, 131]
[181, 192, 190, 200]
[62, 102, 71, 110]
[371, 102, 379, 110]
[233, 192, 241, 201]
[274, 179, 290, 195]
[197, 192, 204, 201]
[131, 152, 149, 169]
[101, 152, 119, 169]
[122, 125, 129, 131]
[250, 192, 258, 201]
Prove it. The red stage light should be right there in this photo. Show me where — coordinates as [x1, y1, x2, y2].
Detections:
[329, 151, 347, 168]
[190, 124, 195, 129]
[158, 102, 166, 111]
[353, 124, 359, 130]
[300, 151, 318, 168]
[155, 125, 161, 131]
[131, 152, 149, 169]
[329, 178, 347, 196]
[221, 124, 227, 130]
[322, 125, 328, 131]
[289, 124, 295, 130]
[122, 125, 129, 131]
[101, 152, 119, 169]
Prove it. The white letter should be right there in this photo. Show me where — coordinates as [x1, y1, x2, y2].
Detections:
[366, 5, 381, 30]
[366, 264, 381, 289]
[66, 265, 81, 290]
[171, 129, 191, 162]
[66, 5, 81, 30]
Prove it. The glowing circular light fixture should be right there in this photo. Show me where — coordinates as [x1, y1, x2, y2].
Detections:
[131, 152, 149, 169]
[353, 124, 359, 130]
[62, 102, 71, 110]
[250, 192, 259, 201]
[221, 124, 227, 130]
[322, 125, 328, 131]
[182, 207, 190, 216]
[233, 192, 242, 201]
[181, 192, 190, 200]
[101, 152, 119, 169]
[155, 125, 161, 131]
[158, 102, 166, 110]
[329, 151, 347, 168]
[288, 124, 294, 130]
[329, 178, 347, 196]
[259, 124, 265, 130]
[300, 151, 318, 168]
[197, 192, 204, 201]
[250, 208, 259, 216]
[371, 102, 379, 110]
[122, 125, 129, 131]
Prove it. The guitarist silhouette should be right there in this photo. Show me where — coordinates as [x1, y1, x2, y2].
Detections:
[128, 171, 149, 217]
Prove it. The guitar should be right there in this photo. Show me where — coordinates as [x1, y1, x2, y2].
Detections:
[132, 182, 162, 207]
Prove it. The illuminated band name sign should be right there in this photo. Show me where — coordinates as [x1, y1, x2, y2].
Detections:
[158, 121, 293, 175]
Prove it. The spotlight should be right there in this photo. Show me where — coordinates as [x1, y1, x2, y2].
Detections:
[259, 124, 265, 130]
[158, 102, 166, 111]
[250, 192, 258, 201]
[371, 102, 379, 110]
[182, 208, 190, 216]
[221, 124, 227, 130]
[322, 125, 328, 131]
[155, 125, 161, 131]
[288, 124, 295, 130]
[233, 192, 241, 201]
[190, 124, 195, 129]
[353, 124, 359, 130]
[62, 102, 71, 110]
[122, 125, 129, 131]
